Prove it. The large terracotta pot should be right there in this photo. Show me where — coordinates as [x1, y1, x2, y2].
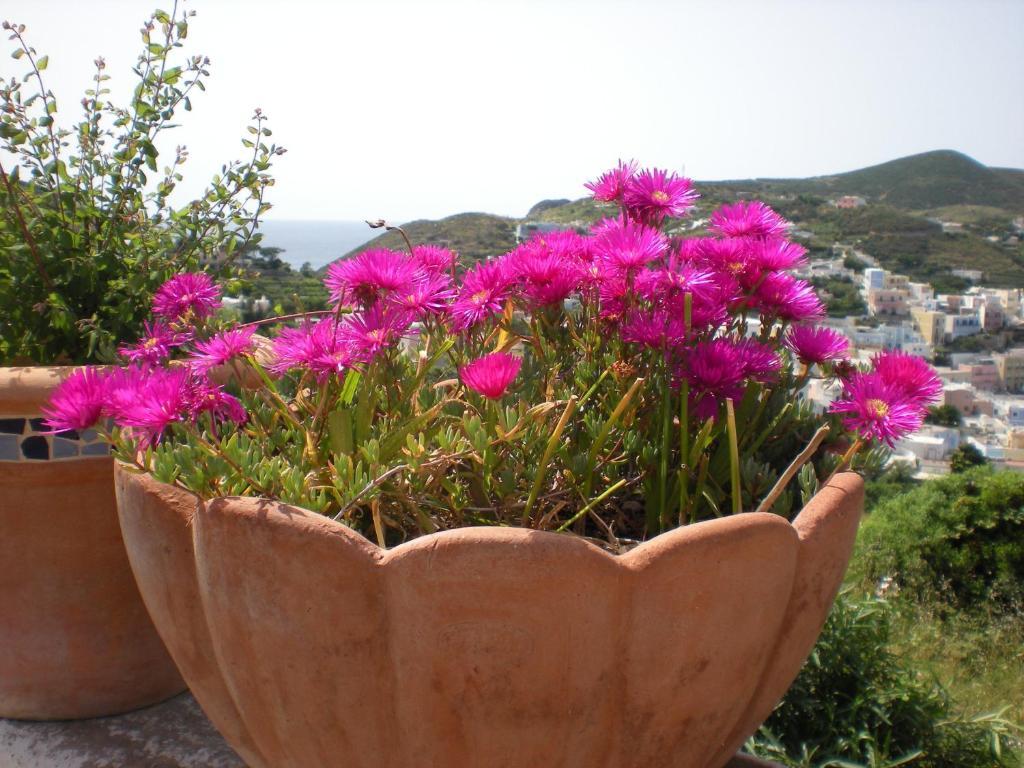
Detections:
[114, 462, 863, 768]
[0, 367, 185, 720]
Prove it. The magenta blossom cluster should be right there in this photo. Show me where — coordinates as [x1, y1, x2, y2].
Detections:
[43, 364, 246, 448]
[584, 161, 697, 225]
[829, 350, 942, 447]
[259, 163, 829, 420]
[44, 164, 942, 469]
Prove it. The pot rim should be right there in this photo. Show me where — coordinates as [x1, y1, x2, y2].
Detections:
[115, 461, 864, 559]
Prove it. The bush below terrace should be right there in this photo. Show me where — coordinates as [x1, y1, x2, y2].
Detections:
[747, 591, 1021, 768]
[852, 468, 1024, 613]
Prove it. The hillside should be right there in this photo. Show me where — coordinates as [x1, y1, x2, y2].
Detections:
[331, 151, 1024, 289]
[703, 150, 1024, 212]
[531, 151, 1024, 290]
[332, 213, 517, 268]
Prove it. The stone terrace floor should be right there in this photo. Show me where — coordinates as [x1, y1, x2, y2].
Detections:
[1, 693, 782, 767]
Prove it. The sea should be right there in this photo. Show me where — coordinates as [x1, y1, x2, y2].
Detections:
[256, 220, 380, 271]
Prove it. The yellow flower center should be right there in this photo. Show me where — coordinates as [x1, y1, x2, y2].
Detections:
[144, 338, 159, 349]
[471, 290, 490, 306]
[866, 398, 889, 419]
[652, 190, 670, 203]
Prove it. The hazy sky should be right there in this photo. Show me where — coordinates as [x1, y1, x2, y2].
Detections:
[4, 0, 1023, 221]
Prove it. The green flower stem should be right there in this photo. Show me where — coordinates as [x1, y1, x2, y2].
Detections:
[680, 291, 692, 524]
[658, 367, 672, 530]
[726, 398, 742, 515]
[522, 395, 577, 526]
[678, 378, 690, 527]
[556, 478, 628, 532]
[755, 425, 830, 515]
[583, 376, 644, 500]
[827, 438, 864, 483]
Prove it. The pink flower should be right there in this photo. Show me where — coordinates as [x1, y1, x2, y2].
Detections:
[634, 263, 714, 307]
[678, 339, 748, 420]
[709, 201, 790, 239]
[754, 273, 825, 322]
[460, 352, 522, 399]
[189, 327, 257, 375]
[325, 249, 420, 308]
[829, 372, 924, 447]
[105, 366, 192, 448]
[41, 368, 108, 432]
[338, 305, 414, 363]
[871, 350, 942, 406]
[623, 167, 698, 225]
[411, 244, 458, 274]
[449, 259, 515, 331]
[696, 238, 758, 283]
[189, 380, 248, 426]
[506, 239, 583, 308]
[591, 217, 669, 277]
[270, 322, 329, 376]
[386, 272, 455, 317]
[752, 238, 808, 272]
[270, 320, 360, 380]
[620, 308, 687, 350]
[533, 229, 591, 262]
[152, 273, 222, 321]
[119, 322, 184, 365]
[633, 261, 727, 330]
[595, 276, 629, 321]
[786, 326, 850, 365]
[736, 339, 781, 383]
[585, 160, 637, 203]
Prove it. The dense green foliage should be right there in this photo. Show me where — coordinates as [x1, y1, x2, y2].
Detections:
[949, 444, 989, 473]
[226, 244, 328, 319]
[747, 592, 1021, 768]
[812, 276, 867, 317]
[852, 468, 1024, 612]
[0, 5, 280, 363]
[925, 405, 962, 428]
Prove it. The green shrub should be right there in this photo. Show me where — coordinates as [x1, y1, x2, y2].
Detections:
[0, 6, 281, 364]
[864, 462, 920, 511]
[746, 592, 1021, 767]
[950, 444, 989, 473]
[852, 468, 1024, 612]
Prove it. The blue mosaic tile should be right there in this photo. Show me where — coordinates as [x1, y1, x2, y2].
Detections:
[0, 418, 26, 435]
[52, 437, 81, 459]
[21, 436, 50, 460]
[80, 428, 100, 443]
[81, 442, 111, 456]
[0, 434, 20, 460]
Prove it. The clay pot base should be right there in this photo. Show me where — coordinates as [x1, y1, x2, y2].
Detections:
[115, 464, 862, 768]
[0, 368, 184, 720]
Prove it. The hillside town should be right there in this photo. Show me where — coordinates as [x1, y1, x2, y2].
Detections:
[796, 247, 1024, 475]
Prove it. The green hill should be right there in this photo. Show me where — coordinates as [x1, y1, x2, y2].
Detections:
[329, 151, 1024, 289]
[332, 213, 517, 269]
[704, 150, 1024, 212]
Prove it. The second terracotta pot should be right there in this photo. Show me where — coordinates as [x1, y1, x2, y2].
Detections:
[115, 463, 863, 768]
[0, 367, 185, 720]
